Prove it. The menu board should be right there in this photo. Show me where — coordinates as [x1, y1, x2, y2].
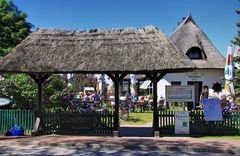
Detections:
[166, 86, 194, 102]
[175, 111, 189, 134]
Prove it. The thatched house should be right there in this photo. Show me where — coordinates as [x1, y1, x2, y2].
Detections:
[156, 15, 225, 108]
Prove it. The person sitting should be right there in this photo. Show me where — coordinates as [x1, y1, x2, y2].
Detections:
[220, 94, 230, 112]
[83, 92, 91, 106]
[92, 92, 101, 109]
[131, 94, 139, 112]
[124, 94, 131, 113]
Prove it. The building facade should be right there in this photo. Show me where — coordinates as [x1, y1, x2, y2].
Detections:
[157, 16, 225, 108]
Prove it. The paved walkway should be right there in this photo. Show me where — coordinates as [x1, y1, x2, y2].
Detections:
[0, 135, 239, 155]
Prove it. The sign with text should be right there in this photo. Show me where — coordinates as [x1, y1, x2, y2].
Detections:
[166, 85, 195, 102]
[175, 111, 189, 134]
[0, 97, 10, 106]
[186, 71, 202, 80]
[203, 98, 223, 121]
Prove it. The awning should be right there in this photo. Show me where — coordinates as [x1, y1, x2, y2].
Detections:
[140, 80, 151, 89]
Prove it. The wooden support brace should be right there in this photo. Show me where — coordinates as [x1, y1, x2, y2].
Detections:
[106, 73, 116, 83]
[145, 73, 154, 82]
[156, 72, 166, 82]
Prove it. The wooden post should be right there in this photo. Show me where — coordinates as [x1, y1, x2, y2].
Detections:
[29, 74, 50, 135]
[37, 74, 43, 112]
[153, 73, 158, 130]
[146, 72, 166, 134]
[29, 74, 50, 112]
[114, 74, 119, 131]
[106, 73, 127, 135]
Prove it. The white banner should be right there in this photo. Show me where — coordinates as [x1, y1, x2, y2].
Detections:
[224, 45, 234, 81]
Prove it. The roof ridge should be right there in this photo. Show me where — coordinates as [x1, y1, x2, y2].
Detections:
[35, 25, 159, 35]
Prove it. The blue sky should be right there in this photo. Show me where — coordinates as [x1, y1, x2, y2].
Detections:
[13, 0, 239, 57]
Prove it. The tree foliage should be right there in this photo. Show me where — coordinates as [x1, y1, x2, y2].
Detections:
[233, 8, 240, 101]
[0, 74, 70, 110]
[0, 74, 37, 109]
[0, 0, 32, 58]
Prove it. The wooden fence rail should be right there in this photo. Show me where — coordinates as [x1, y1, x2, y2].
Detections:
[0, 109, 114, 136]
[2, 109, 239, 136]
[0, 110, 35, 135]
[158, 110, 240, 136]
[43, 110, 114, 136]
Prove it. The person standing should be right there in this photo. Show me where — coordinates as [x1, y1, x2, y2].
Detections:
[199, 85, 209, 109]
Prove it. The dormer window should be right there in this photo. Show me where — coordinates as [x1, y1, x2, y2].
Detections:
[186, 47, 203, 59]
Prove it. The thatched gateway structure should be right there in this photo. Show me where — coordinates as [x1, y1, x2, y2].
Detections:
[0, 26, 195, 135]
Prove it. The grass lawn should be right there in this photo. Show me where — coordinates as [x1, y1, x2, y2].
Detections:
[120, 111, 153, 126]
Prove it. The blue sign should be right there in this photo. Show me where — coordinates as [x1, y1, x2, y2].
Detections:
[203, 98, 223, 121]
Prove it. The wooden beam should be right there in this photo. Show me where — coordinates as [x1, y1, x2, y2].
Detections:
[119, 73, 127, 81]
[29, 74, 50, 84]
[106, 73, 116, 83]
[156, 72, 166, 82]
[29, 74, 38, 83]
[42, 75, 51, 83]
[145, 73, 154, 82]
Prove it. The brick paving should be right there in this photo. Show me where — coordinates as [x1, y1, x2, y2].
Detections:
[0, 135, 239, 155]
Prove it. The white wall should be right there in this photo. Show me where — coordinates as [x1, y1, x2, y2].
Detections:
[157, 69, 224, 100]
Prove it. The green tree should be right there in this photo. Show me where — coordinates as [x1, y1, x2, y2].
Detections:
[0, 74, 70, 110]
[233, 9, 240, 101]
[0, 0, 36, 109]
[0, 0, 32, 58]
[0, 74, 37, 110]
[43, 75, 70, 111]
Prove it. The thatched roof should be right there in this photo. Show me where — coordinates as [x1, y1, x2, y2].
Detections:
[171, 16, 225, 69]
[0, 26, 195, 74]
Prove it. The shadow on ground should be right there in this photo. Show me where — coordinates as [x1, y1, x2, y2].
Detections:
[0, 135, 239, 155]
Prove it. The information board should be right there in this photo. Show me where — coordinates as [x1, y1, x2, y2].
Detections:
[175, 111, 189, 134]
[203, 98, 223, 121]
[166, 85, 195, 102]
